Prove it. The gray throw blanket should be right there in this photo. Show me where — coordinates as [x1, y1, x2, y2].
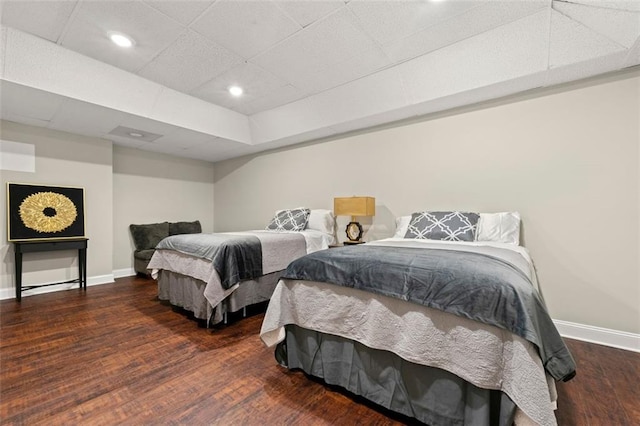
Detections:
[282, 245, 576, 382]
[156, 233, 262, 289]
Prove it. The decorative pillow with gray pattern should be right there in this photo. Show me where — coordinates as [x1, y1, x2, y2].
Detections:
[404, 211, 480, 241]
[266, 208, 311, 231]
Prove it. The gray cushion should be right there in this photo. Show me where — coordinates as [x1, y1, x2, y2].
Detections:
[169, 220, 202, 235]
[266, 208, 310, 231]
[129, 222, 170, 250]
[404, 211, 480, 242]
[133, 249, 156, 261]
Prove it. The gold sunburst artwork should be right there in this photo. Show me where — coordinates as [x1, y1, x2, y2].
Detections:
[19, 191, 77, 233]
[7, 183, 85, 241]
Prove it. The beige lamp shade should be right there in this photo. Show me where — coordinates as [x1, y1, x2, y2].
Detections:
[334, 196, 376, 218]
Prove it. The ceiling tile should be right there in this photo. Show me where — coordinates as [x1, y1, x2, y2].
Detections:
[249, 98, 332, 144]
[150, 87, 251, 144]
[180, 137, 247, 162]
[274, 0, 345, 27]
[292, 44, 390, 94]
[623, 37, 640, 67]
[49, 99, 125, 137]
[3, 28, 166, 118]
[0, 0, 77, 42]
[383, 0, 548, 63]
[400, 11, 549, 105]
[1, 112, 51, 128]
[309, 67, 407, 125]
[1, 27, 8, 78]
[138, 29, 243, 93]
[545, 50, 629, 86]
[553, 1, 640, 48]
[143, 0, 214, 26]
[59, 0, 185, 73]
[192, 62, 290, 109]
[241, 84, 306, 116]
[568, 0, 640, 13]
[191, 0, 302, 59]
[105, 134, 149, 149]
[0, 81, 64, 122]
[252, 8, 381, 88]
[347, 0, 478, 46]
[155, 128, 239, 151]
[549, 9, 626, 68]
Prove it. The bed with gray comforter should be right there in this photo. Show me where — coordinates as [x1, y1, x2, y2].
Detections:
[260, 238, 575, 425]
[148, 230, 328, 325]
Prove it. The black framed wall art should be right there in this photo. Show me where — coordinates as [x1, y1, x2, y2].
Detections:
[7, 183, 86, 242]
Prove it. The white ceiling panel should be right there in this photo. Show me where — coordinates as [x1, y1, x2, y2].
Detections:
[3, 29, 164, 117]
[0, 81, 64, 122]
[242, 84, 306, 116]
[176, 137, 248, 162]
[310, 67, 407, 125]
[569, 0, 640, 13]
[191, 0, 301, 59]
[549, 9, 626, 68]
[0, 27, 6, 77]
[252, 8, 381, 86]
[275, 0, 345, 28]
[545, 50, 629, 86]
[1, 1, 639, 163]
[0, 0, 77, 42]
[401, 11, 549, 105]
[143, 0, 214, 26]
[137, 142, 185, 156]
[60, 0, 185, 72]
[347, 0, 479, 46]
[150, 87, 251, 144]
[193, 62, 292, 109]
[155, 128, 223, 150]
[383, 0, 548, 63]
[138, 29, 243, 93]
[118, 114, 186, 141]
[249, 98, 332, 144]
[1, 112, 51, 128]
[49, 99, 125, 137]
[554, 1, 640, 48]
[294, 44, 390, 94]
[104, 133, 150, 149]
[624, 37, 640, 67]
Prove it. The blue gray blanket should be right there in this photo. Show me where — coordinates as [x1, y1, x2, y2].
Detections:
[282, 245, 576, 382]
[155, 233, 262, 289]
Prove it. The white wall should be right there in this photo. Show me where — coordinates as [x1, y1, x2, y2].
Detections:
[112, 146, 214, 274]
[1, 121, 113, 296]
[214, 71, 640, 335]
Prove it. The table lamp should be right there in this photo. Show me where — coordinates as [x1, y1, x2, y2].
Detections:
[334, 196, 375, 244]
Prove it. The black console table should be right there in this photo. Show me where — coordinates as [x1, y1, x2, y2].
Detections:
[13, 238, 88, 301]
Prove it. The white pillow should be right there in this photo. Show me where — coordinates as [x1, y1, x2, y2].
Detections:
[307, 209, 335, 236]
[476, 212, 521, 245]
[393, 215, 411, 238]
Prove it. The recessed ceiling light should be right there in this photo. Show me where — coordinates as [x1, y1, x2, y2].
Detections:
[228, 86, 244, 97]
[109, 33, 134, 48]
[128, 132, 144, 138]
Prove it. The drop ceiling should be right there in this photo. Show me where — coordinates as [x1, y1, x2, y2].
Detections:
[1, 0, 639, 162]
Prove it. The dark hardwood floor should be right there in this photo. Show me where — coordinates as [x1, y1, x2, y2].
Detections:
[1, 276, 638, 425]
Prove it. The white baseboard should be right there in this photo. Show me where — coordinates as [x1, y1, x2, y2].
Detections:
[554, 319, 640, 353]
[113, 268, 136, 278]
[0, 274, 114, 300]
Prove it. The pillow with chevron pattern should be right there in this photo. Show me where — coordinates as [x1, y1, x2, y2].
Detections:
[266, 208, 310, 231]
[404, 211, 480, 241]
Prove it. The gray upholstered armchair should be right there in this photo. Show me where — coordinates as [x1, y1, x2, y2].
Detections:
[129, 220, 201, 276]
